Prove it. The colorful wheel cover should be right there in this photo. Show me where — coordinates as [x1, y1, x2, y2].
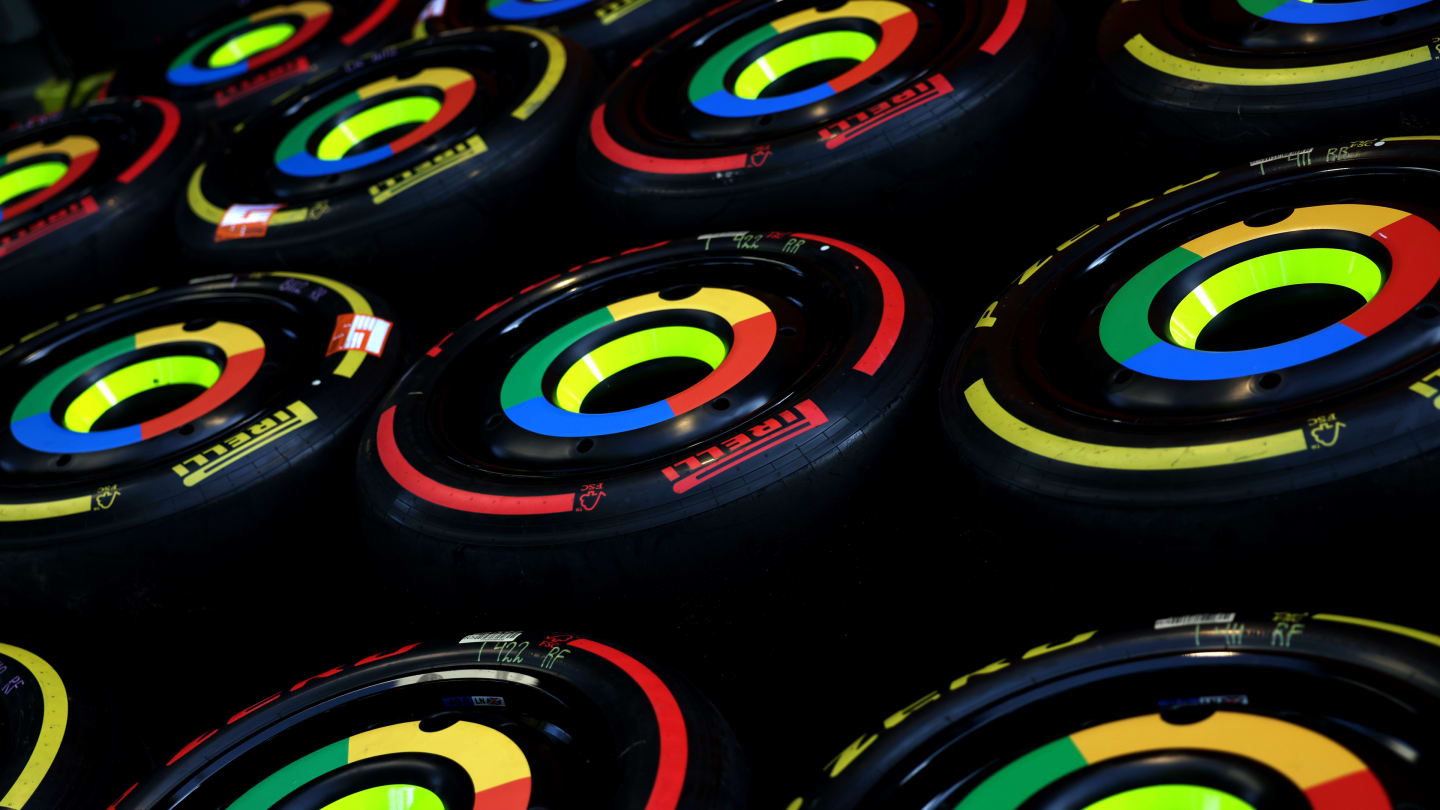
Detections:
[788, 612, 1440, 809]
[941, 136, 1440, 532]
[107, 633, 744, 810]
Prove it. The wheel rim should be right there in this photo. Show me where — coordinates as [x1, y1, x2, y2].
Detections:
[0, 136, 99, 223]
[166, 2, 332, 87]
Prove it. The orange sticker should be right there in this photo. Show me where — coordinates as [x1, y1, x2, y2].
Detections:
[215, 203, 282, 242]
[328, 313, 393, 357]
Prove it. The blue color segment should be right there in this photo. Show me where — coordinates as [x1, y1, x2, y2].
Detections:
[488, 0, 591, 20]
[276, 146, 394, 177]
[11, 413, 142, 453]
[504, 396, 675, 437]
[692, 85, 835, 118]
[167, 61, 250, 87]
[1261, 0, 1429, 24]
[1122, 323, 1364, 380]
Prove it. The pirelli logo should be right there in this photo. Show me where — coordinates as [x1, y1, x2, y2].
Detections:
[368, 135, 487, 205]
[816, 75, 954, 150]
[662, 400, 828, 494]
[595, 0, 653, 24]
[170, 401, 317, 487]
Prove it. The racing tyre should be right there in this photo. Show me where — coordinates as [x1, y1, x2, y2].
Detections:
[177, 28, 594, 324]
[0, 273, 402, 617]
[105, 0, 424, 125]
[0, 97, 200, 334]
[788, 611, 1440, 808]
[416, 0, 721, 76]
[941, 136, 1440, 564]
[2, 642, 125, 810]
[108, 632, 745, 810]
[356, 231, 933, 608]
[577, 0, 1063, 243]
[1097, 0, 1440, 155]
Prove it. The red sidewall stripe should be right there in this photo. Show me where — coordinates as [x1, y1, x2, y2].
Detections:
[570, 638, 689, 810]
[377, 406, 577, 514]
[979, 0, 1025, 55]
[118, 97, 181, 184]
[342, 0, 402, 46]
[791, 233, 904, 375]
[590, 105, 748, 174]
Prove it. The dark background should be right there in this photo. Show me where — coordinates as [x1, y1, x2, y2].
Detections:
[2, 1, 1412, 808]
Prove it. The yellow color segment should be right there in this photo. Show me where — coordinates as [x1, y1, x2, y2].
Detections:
[964, 378, 1309, 470]
[357, 66, 473, 98]
[0, 495, 92, 523]
[348, 721, 529, 792]
[136, 321, 264, 356]
[492, 26, 567, 120]
[771, 0, 909, 32]
[1182, 204, 1409, 258]
[250, 1, 332, 23]
[1070, 712, 1366, 789]
[3, 135, 99, 163]
[1124, 33, 1431, 86]
[0, 643, 68, 808]
[1315, 614, 1440, 648]
[607, 287, 770, 326]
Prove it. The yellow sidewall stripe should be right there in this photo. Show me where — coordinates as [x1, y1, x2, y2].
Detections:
[268, 271, 374, 378]
[187, 164, 309, 226]
[1124, 33, 1431, 86]
[1315, 614, 1440, 648]
[494, 26, 565, 121]
[964, 378, 1309, 470]
[0, 644, 68, 809]
[0, 495, 91, 522]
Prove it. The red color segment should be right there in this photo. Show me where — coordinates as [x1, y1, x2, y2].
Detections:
[341, 0, 397, 45]
[590, 106, 748, 174]
[2, 149, 95, 220]
[1343, 215, 1440, 336]
[828, 12, 918, 93]
[792, 234, 904, 375]
[472, 777, 532, 810]
[666, 311, 776, 415]
[377, 407, 576, 514]
[119, 97, 181, 184]
[1306, 769, 1392, 810]
[570, 639, 688, 810]
[389, 79, 474, 153]
[140, 348, 264, 439]
[980, 0, 1025, 54]
[254, 10, 331, 69]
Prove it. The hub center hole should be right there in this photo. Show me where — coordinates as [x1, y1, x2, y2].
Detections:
[64, 355, 222, 433]
[552, 326, 728, 414]
[733, 30, 877, 100]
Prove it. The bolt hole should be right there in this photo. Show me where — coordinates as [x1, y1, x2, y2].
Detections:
[1161, 706, 1215, 726]
[1417, 304, 1439, 319]
[757, 114, 773, 126]
[869, 75, 886, 85]
[1243, 208, 1293, 228]
[1258, 372, 1282, 390]
[1111, 368, 1134, 386]
[1381, 12, 1398, 25]
[1251, 19, 1270, 31]
[183, 318, 216, 332]
[326, 174, 340, 185]
[56, 454, 71, 467]
[659, 284, 701, 301]
[418, 715, 460, 732]
[779, 326, 797, 337]
[576, 438, 594, 453]
[485, 413, 505, 429]
[178, 424, 195, 435]
[712, 397, 731, 411]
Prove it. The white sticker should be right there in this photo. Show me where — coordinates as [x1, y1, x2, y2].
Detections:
[215, 203, 282, 242]
[460, 632, 523, 643]
[327, 313, 393, 358]
[419, 0, 447, 19]
[1155, 613, 1237, 630]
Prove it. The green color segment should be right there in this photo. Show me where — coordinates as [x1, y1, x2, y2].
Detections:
[1238, 0, 1290, 16]
[733, 31, 877, 99]
[554, 325, 728, 412]
[689, 23, 782, 102]
[276, 92, 361, 163]
[170, 16, 252, 71]
[952, 738, 1087, 810]
[0, 161, 66, 208]
[62, 355, 221, 432]
[1099, 247, 1202, 362]
[1082, 785, 1259, 810]
[225, 739, 349, 810]
[1168, 247, 1382, 348]
[500, 308, 615, 410]
[316, 96, 441, 159]
[13, 335, 135, 423]
[319, 785, 445, 810]
[208, 22, 297, 68]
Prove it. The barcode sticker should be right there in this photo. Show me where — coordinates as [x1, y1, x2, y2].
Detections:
[327, 313, 392, 358]
[460, 632, 523, 644]
[1155, 613, 1237, 630]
